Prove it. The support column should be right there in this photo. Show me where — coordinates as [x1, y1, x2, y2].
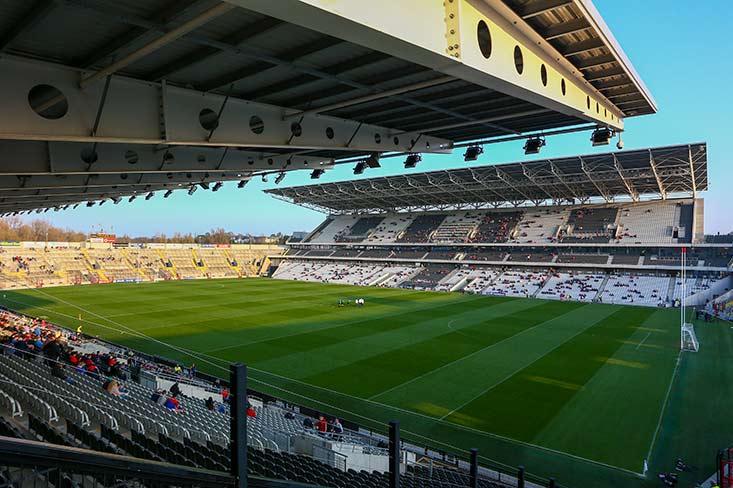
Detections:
[230, 363, 248, 488]
[517, 465, 525, 488]
[389, 420, 400, 488]
[469, 448, 478, 488]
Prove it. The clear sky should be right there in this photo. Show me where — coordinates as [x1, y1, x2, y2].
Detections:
[33, 0, 733, 237]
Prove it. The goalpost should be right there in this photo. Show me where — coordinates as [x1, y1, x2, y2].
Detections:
[680, 247, 699, 352]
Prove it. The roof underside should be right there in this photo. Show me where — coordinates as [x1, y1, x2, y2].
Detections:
[267, 143, 708, 213]
[500, 0, 656, 116]
[0, 0, 656, 212]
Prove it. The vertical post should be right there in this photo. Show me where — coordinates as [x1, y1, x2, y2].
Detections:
[469, 448, 478, 488]
[389, 420, 400, 488]
[517, 465, 525, 488]
[548, 477, 556, 488]
[230, 363, 247, 488]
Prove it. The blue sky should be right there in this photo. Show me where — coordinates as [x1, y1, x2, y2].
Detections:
[35, 0, 732, 237]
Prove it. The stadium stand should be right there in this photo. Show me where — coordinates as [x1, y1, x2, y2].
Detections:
[267, 144, 731, 311]
[0, 309, 511, 488]
[0, 244, 280, 289]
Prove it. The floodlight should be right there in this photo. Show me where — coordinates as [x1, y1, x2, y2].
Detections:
[463, 145, 483, 161]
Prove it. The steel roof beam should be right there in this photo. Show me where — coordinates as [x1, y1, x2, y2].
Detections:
[518, 0, 574, 19]
[579, 157, 611, 202]
[81, 3, 236, 89]
[541, 18, 591, 41]
[147, 17, 284, 81]
[0, 58, 450, 155]
[648, 150, 667, 200]
[560, 37, 605, 57]
[231, 0, 627, 128]
[612, 154, 639, 202]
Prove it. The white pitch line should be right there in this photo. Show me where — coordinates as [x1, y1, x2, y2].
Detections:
[438, 308, 615, 421]
[635, 331, 653, 350]
[645, 351, 682, 464]
[369, 303, 588, 401]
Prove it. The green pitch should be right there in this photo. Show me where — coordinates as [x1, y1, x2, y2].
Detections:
[1, 278, 727, 488]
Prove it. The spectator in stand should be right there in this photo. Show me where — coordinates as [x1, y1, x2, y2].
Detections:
[51, 362, 75, 384]
[331, 418, 343, 440]
[222, 387, 230, 403]
[164, 395, 183, 413]
[169, 381, 181, 398]
[205, 396, 216, 411]
[104, 379, 127, 397]
[246, 402, 257, 418]
[316, 416, 328, 435]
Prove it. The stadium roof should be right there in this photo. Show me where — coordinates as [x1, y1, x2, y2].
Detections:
[0, 0, 656, 213]
[267, 143, 708, 213]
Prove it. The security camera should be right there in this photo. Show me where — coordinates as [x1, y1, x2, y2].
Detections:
[616, 134, 624, 150]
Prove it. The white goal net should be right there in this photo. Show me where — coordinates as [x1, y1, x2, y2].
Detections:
[681, 322, 699, 352]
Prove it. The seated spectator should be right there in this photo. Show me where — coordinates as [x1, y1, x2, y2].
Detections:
[205, 396, 215, 411]
[51, 362, 75, 384]
[170, 381, 181, 398]
[164, 396, 183, 413]
[246, 402, 257, 418]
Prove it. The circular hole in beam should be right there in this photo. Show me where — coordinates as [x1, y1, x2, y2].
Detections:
[249, 115, 264, 134]
[477, 20, 492, 59]
[28, 84, 68, 120]
[513, 46, 524, 75]
[198, 108, 219, 131]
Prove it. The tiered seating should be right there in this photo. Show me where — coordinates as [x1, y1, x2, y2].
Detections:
[307, 215, 360, 243]
[510, 208, 569, 243]
[467, 211, 522, 243]
[600, 274, 670, 306]
[400, 265, 455, 290]
[1, 247, 66, 287]
[1, 313, 505, 488]
[611, 253, 641, 265]
[366, 214, 415, 243]
[126, 248, 172, 280]
[335, 216, 384, 242]
[163, 248, 203, 279]
[431, 212, 482, 243]
[397, 215, 446, 243]
[562, 207, 618, 243]
[538, 272, 604, 302]
[482, 270, 548, 297]
[616, 201, 680, 243]
[463, 268, 503, 294]
[86, 248, 139, 281]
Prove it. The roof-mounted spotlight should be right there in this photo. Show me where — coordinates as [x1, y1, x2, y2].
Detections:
[261, 174, 268, 183]
[98, 200, 105, 206]
[73, 203, 80, 209]
[43, 207, 50, 212]
[353, 161, 366, 175]
[128, 195, 136, 203]
[198, 182, 210, 190]
[145, 192, 154, 201]
[365, 152, 381, 169]
[112, 197, 122, 205]
[86, 201, 94, 207]
[591, 128, 615, 147]
[310, 169, 325, 180]
[212, 182, 223, 192]
[463, 145, 483, 162]
[274, 172, 286, 185]
[523, 136, 546, 155]
[238, 180, 248, 189]
[404, 153, 422, 169]
[164, 189, 173, 198]
[187, 185, 197, 196]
